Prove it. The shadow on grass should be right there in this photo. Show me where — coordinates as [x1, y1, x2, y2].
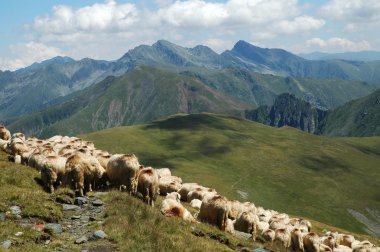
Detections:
[144, 114, 238, 131]
[300, 155, 352, 172]
[348, 144, 380, 156]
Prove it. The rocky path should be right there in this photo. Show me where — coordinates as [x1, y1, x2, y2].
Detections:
[1, 193, 117, 251]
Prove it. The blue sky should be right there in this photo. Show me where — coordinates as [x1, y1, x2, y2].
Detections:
[1, 0, 380, 70]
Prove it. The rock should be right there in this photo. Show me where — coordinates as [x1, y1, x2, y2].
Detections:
[10, 206, 21, 215]
[252, 249, 271, 252]
[15, 232, 23, 236]
[19, 220, 32, 228]
[92, 199, 104, 206]
[92, 230, 107, 240]
[74, 197, 88, 205]
[63, 204, 80, 211]
[89, 216, 96, 221]
[45, 240, 51, 245]
[71, 215, 81, 220]
[75, 236, 88, 244]
[43, 223, 63, 234]
[0, 212, 5, 222]
[2, 240, 12, 249]
[234, 231, 252, 240]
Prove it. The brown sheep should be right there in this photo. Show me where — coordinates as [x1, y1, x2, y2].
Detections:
[11, 133, 25, 141]
[322, 235, 336, 250]
[158, 176, 182, 195]
[161, 198, 196, 223]
[40, 155, 68, 193]
[274, 228, 291, 250]
[338, 234, 355, 248]
[0, 126, 11, 140]
[320, 244, 333, 251]
[136, 167, 159, 207]
[65, 153, 105, 196]
[303, 232, 320, 252]
[106, 154, 140, 194]
[291, 228, 304, 252]
[197, 195, 231, 231]
[96, 153, 111, 170]
[187, 187, 217, 202]
[234, 211, 257, 237]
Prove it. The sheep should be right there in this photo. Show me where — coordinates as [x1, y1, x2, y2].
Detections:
[28, 150, 47, 170]
[257, 221, 270, 232]
[303, 232, 320, 252]
[338, 234, 356, 248]
[261, 229, 275, 242]
[187, 187, 217, 203]
[322, 235, 336, 250]
[270, 220, 286, 230]
[165, 192, 181, 202]
[0, 125, 11, 140]
[11, 133, 25, 142]
[274, 228, 291, 250]
[197, 195, 231, 231]
[106, 154, 140, 194]
[291, 228, 304, 252]
[234, 211, 257, 237]
[136, 167, 159, 207]
[178, 183, 201, 202]
[160, 198, 196, 223]
[0, 139, 9, 152]
[229, 200, 257, 220]
[156, 168, 171, 178]
[158, 176, 182, 195]
[319, 244, 333, 251]
[65, 153, 105, 196]
[226, 218, 235, 234]
[40, 155, 68, 193]
[96, 153, 111, 169]
[334, 245, 353, 252]
[190, 199, 202, 210]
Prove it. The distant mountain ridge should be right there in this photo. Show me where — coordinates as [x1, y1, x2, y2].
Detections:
[299, 51, 380, 61]
[2, 39, 380, 131]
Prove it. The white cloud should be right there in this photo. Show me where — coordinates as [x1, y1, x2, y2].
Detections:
[0, 42, 63, 71]
[204, 38, 234, 53]
[305, 37, 371, 52]
[273, 16, 325, 34]
[320, 0, 380, 31]
[32, 0, 138, 34]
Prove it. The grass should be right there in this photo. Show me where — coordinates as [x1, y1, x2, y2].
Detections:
[99, 191, 257, 252]
[82, 113, 380, 238]
[0, 151, 258, 251]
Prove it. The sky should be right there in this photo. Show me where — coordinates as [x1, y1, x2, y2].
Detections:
[1, 0, 380, 71]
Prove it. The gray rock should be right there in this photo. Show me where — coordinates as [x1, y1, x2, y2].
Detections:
[71, 215, 81, 220]
[75, 236, 88, 244]
[74, 197, 88, 205]
[92, 199, 104, 206]
[252, 249, 271, 252]
[2, 240, 12, 249]
[62, 204, 80, 211]
[0, 212, 5, 222]
[92, 230, 107, 240]
[15, 232, 23, 236]
[234, 231, 252, 240]
[43, 223, 63, 234]
[10, 206, 21, 215]
[45, 240, 51, 245]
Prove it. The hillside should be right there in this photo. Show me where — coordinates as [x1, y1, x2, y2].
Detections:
[0, 152, 258, 251]
[82, 113, 380, 237]
[7, 66, 248, 138]
[321, 89, 380, 136]
[245, 93, 327, 134]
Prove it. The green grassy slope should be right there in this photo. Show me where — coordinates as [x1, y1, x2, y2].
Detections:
[83, 113, 380, 236]
[321, 89, 380, 136]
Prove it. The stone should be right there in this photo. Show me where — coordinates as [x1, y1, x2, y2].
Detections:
[10, 206, 21, 215]
[2, 240, 12, 249]
[92, 199, 104, 206]
[252, 249, 271, 252]
[234, 231, 252, 240]
[45, 240, 51, 245]
[89, 216, 96, 221]
[0, 212, 5, 222]
[75, 236, 88, 244]
[15, 232, 23, 236]
[92, 230, 107, 240]
[74, 197, 88, 206]
[43, 223, 63, 234]
[63, 204, 80, 211]
[71, 215, 81, 220]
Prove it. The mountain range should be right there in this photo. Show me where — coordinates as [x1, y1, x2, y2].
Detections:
[299, 51, 380, 61]
[2, 39, 380, 137]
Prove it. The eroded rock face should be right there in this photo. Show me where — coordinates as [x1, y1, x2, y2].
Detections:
[245, 93, 327, 134]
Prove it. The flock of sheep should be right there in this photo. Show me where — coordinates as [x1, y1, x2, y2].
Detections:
[0, 125, 379, 252]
